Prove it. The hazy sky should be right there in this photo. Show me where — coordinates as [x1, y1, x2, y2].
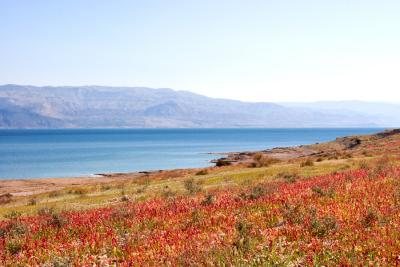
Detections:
[1, 0, 399, 102]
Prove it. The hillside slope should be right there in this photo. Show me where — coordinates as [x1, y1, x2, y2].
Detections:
[1, 129, 400, 265]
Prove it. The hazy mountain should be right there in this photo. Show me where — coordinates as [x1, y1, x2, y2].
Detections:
[0, 85, 395, 128]
[0, 98, 65, 128]
[280, 101, 400, 126]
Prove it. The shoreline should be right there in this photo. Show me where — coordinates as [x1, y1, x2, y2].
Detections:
[0, 173, 144, 196]
[1, 128, 398, 197]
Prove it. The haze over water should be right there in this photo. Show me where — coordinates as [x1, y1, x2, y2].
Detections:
[0, 128, 383, 179]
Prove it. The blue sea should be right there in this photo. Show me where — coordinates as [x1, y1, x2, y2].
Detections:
[0, 128, 383, 179]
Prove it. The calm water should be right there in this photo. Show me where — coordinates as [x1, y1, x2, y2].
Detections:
[0, 128, 383, 179]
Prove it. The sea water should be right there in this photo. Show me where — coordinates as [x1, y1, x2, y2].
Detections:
[0, 128, 383, 179]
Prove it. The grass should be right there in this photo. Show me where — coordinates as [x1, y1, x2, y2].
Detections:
[0, 158, 363, 219]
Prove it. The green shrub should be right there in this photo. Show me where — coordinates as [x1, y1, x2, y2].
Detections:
[162, 185, 176, 198]
[69, 188, 89, 196]
[362, 150, 372, 157]
[121, 195, 130, 202]
[37, 207, 55, 216]
[4, 210, 22, 219]
[196, 169, 209, 175]
[111, 207, 135, 219]
[359, 160, 370, 170]
[7, 221, 27, 236]
[277, 172, 299, 183]
[311, 186, 335, 198]
[342, 153, 353, 159]
[0, 228, 5, 238]
[249, 186, 266, 200]
[48, 191, 61, 198]
[362, 209, 379, 228]
[282, 204, 304, 224]
[101, 184, 112, 191]
[136, 185, 148, 194]
[184, 178, 202, 194]
[300, 159, 314, 167]
[233, 220, 253, 253]
[48, 213, 68, 228]
[201, 194, 215, 206]
[251, 153, 280, 168]
[51, 256, 71, 267]
[240, 183, 277, 200]
[310, 216, 338, 237]
[27, 198, 37, 206]
[189, 209, 202, 225]
[311, 186, 324, 196]
[6, 240, 22, 255]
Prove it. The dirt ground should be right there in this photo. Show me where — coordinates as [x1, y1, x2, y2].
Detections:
[0, 173, 141, 196]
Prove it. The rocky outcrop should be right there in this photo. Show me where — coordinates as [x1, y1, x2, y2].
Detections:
[375, 128, 400, 138]
[335, 137, 362, 149]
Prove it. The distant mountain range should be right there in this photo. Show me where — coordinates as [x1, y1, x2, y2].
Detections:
[279, 101, 400, 127]
[0, 84, 398, 128]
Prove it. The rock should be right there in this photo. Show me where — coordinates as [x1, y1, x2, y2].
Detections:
[375, 129, 400, 138]
[336, 137, 362, 149]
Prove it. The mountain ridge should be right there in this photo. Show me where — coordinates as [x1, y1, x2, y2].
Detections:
[0, 84, 396, 128]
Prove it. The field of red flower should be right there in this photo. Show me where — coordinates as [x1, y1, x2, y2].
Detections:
[1, 160, 400, 265]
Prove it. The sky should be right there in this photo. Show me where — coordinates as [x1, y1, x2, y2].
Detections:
[0, 0, 399, 102]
